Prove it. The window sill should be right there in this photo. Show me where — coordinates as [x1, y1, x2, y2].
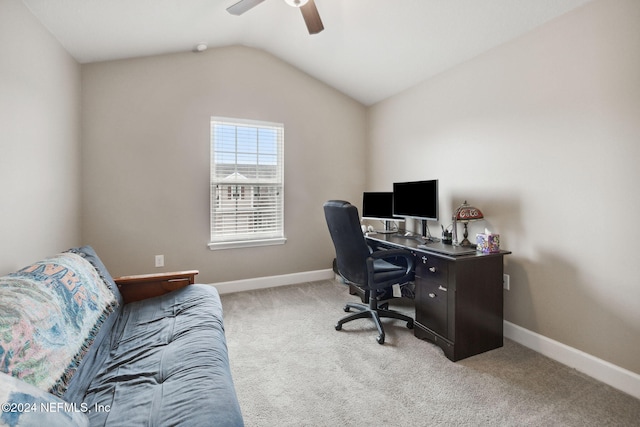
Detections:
[208, 237, 287, 251]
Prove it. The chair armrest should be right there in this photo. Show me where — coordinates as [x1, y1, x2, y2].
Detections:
[367, 249, 415, 289]
[114, 270, 199, 304]
[369, 249, 415, 272]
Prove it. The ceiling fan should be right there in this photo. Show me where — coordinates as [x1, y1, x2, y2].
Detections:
[227, 0, 324, 35]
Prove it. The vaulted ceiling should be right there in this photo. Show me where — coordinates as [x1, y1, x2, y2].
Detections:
[22, 0, 594, 105]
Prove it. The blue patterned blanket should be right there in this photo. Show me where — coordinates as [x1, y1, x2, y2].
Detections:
[0, 252, 118, 397]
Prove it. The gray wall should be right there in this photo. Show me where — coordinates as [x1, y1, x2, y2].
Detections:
[0, 0, 81, 274]
[367, 0, 640, 374]
[80, 46, 366, 281]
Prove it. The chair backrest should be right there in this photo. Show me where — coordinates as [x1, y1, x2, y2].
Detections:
[323, 200, 371, 286]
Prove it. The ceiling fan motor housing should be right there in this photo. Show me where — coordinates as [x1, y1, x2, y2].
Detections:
[285, 0, 309, 7]
[228, 0, 323, 35]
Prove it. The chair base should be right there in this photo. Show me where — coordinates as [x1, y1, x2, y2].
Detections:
[335, 299, 414, 345]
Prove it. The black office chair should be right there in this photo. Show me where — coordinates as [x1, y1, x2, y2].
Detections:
[323, 200, 415, 344]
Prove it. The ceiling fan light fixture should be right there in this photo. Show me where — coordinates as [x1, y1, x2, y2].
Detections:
[284, 0, 309, 8]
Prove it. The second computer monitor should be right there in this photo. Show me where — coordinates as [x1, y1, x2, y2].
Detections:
[392, 179, 439, 221]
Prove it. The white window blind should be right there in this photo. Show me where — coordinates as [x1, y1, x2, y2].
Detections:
[209, 117, 285, 249]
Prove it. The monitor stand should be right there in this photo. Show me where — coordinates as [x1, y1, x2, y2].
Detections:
[376, 220, 397, 234]
[421, 219, 440, 242]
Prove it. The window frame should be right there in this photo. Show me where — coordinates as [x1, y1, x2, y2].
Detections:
[208, 117, 286, 250]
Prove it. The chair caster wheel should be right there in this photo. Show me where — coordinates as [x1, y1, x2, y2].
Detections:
[407, 320, 414, 329]
[335, 323, 342, 331]
[343, 305, 350, 312]
[377, 335, 385, 345]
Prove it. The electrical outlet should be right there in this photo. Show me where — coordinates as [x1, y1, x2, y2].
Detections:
[503, 274, 510, 290]
[155, 255, 164, 268]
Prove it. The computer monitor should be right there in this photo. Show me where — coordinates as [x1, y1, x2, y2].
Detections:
[362, 192, 403, 233]
[392, 180, 439, 221]
[362, 192, 394, 220]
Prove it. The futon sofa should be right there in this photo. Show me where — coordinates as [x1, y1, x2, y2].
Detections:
[0, 246, 243, 427]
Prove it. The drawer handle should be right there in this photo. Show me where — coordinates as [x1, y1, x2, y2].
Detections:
[429, 293, 436, 298]
[429, 267, 436, 273]
[439, 285, 447, 292]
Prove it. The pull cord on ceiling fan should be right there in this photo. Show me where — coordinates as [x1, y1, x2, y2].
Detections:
[227, 0, 324, 35]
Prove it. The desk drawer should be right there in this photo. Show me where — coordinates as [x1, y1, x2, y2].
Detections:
[415, 254, 448, 284]
[415, 278, 448, 338]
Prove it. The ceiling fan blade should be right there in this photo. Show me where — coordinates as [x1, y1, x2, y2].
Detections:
[300, 0, 324, 34]
[227, 0, 266, 16]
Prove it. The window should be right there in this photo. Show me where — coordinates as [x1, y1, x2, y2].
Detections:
[209, 117, 285, 249]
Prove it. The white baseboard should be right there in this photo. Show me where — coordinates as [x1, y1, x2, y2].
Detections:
[211, 268, 334, 295]
[504, 321, 640, 400]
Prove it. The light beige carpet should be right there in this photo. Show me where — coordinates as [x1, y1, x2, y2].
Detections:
[220, 279, 640, 426]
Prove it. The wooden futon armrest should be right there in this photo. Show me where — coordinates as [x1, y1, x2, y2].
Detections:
[114, 270, 199, 304]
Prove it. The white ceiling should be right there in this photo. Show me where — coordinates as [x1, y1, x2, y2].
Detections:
[22, 0, 594, 106]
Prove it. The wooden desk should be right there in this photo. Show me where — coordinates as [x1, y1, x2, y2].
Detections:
[366, 233, 511, 361]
